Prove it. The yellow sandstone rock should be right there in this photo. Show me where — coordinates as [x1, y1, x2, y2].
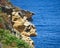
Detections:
[11, 11, 37, 47]
[0, 6, 37, 48]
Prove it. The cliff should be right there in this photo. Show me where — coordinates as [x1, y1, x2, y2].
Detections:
[0, 0, 37, 48]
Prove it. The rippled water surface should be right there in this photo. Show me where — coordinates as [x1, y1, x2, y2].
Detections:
[11, 0, 60, 48]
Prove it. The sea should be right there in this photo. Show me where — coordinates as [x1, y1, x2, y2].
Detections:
[11, 0, 60, 48]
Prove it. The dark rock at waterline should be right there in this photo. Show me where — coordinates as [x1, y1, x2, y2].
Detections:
[27, 17, 33, 21]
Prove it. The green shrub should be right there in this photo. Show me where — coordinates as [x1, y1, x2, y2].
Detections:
[0, 18, 2, 22]
[0, 7, 2, 12]
[0, 29, 32, 48]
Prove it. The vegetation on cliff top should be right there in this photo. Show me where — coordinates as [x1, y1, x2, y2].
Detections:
[0, 29, 32, 48]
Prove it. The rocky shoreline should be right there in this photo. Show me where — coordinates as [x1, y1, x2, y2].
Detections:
[0, 0, 37, 48]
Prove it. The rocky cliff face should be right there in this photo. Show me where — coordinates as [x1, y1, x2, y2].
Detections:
[0, 0, 37, 48]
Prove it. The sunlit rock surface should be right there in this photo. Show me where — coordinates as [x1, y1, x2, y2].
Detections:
[0, 0, 37, 48]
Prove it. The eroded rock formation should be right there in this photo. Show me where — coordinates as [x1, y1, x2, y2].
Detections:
[0, 0, 37, 48]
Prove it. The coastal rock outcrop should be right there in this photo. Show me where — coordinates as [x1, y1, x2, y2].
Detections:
[0, 0, 37, 48]
[12, 11, 37, 48]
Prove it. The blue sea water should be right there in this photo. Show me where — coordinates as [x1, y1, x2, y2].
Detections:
[11, 0, 60, 48]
